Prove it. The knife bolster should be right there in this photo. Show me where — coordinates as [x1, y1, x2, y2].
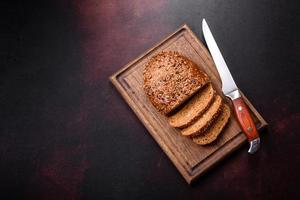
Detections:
[225, 90, 241, 100]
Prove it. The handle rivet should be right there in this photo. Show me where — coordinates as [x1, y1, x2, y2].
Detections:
[238, 106, 242, 111]
[247, 127, 253, 132]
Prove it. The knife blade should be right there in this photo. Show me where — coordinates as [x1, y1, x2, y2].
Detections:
[202, 19, 260, 154]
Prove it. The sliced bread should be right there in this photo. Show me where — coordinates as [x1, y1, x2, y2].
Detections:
[168, 83, 215, 128]
[143, 51, 209, 115]
[192, 104, 231, 145]
[181, 95, 223, 137]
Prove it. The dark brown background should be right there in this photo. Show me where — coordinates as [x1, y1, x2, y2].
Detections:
[1, 0, 299, 199]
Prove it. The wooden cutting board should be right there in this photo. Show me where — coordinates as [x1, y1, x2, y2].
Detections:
[110, 24, 267, 184]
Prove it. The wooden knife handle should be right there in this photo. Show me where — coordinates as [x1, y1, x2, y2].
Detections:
[232, 97, 259, 141]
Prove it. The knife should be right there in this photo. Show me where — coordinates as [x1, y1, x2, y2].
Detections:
[202, 19, 260, 154]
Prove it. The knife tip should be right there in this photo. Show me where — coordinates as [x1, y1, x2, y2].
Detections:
[202, 18, 207, 29]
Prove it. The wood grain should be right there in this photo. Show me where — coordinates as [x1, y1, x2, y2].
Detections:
[109, 24, 267, 184]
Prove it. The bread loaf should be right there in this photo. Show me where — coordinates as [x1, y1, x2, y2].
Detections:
[143, 51, 231, 147]
[143, 51, 209, 115]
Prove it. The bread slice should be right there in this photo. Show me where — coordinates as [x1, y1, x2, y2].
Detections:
[192, 104, 231, 145]
[181, 95, 223, 137]
[168, 83, 215, 128]
[143, 51, 209, 115]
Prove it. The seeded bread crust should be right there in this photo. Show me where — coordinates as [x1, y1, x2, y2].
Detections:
[181, 95, 223, 137]
[143, 51, 209, 115]
[168, 83, 215, 128]
[192, 104, 231, 145]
